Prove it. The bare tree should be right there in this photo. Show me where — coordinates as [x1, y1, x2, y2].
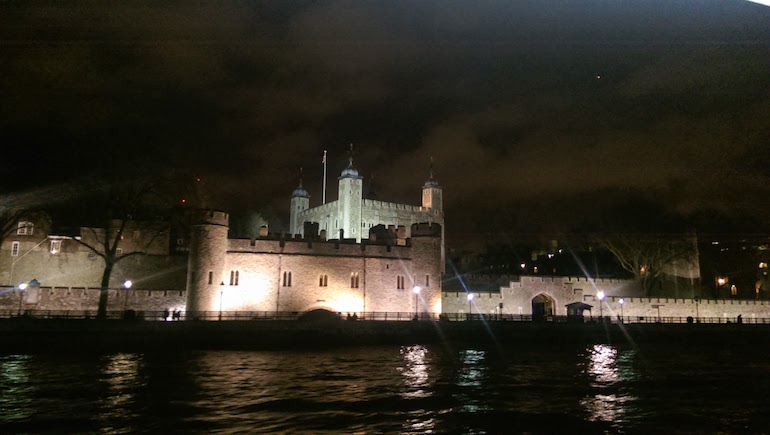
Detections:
[67, 172, 194, 318]
[594, 233, 698, 296]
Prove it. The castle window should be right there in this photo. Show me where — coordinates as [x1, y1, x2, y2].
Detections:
[50, 240, 61, 254]
[230, 270, 239, 286]
[116, 248, 123, 255]
[11, 241, 19, 257]
[319, 274, 328, 287]
[208, 271, 213, 285]
[397, 275, 405, 289]
[350, 272, 359, 288]
[425, 274, 430, 287]
[17, 221, 33, 235]
[283, 271, 292, 287]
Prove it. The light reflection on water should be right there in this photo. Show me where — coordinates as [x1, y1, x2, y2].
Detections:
[0, 343, 768, 433]
[0, 355, 34, 423]
[579, 344, 638, 426]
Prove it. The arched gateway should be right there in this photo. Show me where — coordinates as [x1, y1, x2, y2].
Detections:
[531, 294, 555, 320]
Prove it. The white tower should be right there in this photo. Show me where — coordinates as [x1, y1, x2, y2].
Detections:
[289, 177, 310, 237]
[336, 155, 363, 241]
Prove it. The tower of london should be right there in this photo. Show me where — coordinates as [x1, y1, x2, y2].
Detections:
[289, 156, 445, 269]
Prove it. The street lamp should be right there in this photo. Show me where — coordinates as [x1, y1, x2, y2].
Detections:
[123, 280, 132, 311]
[597, 291, 605, 321]
[17, 282, 27, 316]
[618, 298, 625, 322]
[695, 298, 700, 322]
[413, 286, 421, 318]
[467, 293, 474, 318]
[219, 281, 225, 321]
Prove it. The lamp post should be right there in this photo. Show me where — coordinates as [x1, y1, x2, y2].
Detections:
[467, 293, 474, 319]
[123, 280, 132, 311]
[619, 298, 625, 322]
[219, 281, 225, 321]
[597, 291, 605, 322]
[695, 298, 700, 322]
[413, 286, 421, 318]
[17, 282, 27, 316]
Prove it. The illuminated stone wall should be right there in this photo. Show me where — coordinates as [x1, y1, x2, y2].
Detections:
[442, 275, 770, 320]
[0, 246, 187, 290]
[215, 230, 442, 316]
[0, 286, 185, 316]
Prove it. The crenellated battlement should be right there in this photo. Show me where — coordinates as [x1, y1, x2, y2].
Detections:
[191, 209, 229, 227]
[362, 199, 423, 213]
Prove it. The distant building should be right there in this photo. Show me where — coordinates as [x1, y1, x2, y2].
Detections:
[0, 218, 184, 290]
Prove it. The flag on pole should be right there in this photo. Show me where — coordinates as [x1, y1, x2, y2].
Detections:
[322, 150, 327, 164]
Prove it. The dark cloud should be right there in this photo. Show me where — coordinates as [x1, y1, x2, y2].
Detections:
[0, 1, 768, 242]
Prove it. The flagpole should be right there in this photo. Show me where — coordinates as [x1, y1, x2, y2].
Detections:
[322, 150, 327, 204]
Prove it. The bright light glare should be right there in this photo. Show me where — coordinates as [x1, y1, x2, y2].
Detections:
[332, 293, 364, 313]
[123, 280, 133, 289]
[618, 298, 624, 305]
[18, 283, 27, 290]
[413, 286, 421, 294]
[466, 293, 474, 301]
[597, 291, 605, 301]
[220, 273, 271, 310]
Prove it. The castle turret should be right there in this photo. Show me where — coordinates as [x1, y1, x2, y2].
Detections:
[421, 162, 442, 212]
[337, 156, 363, 241]
[421, 161, 445, 271]
[411, 223, 443, 315]
[289, 179, 310, 237]
[186, 210, 229, 314]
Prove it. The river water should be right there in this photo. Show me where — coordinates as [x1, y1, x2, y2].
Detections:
[1, 340, 769, 433]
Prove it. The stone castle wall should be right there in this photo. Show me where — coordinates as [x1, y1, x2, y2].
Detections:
[443, 275, 770, 320]
[296, 199, 443, 241]
[0, 248, 187, 290]
[0, 286, 185, 316]
[215, 236, 442, 315]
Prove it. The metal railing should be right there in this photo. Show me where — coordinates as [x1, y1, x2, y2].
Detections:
[2, 309, 770, 325]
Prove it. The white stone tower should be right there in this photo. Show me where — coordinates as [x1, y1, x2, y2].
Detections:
[186, 210, 229, 314]
[336, 155, 363, 240]
[289, 176, 310, 237]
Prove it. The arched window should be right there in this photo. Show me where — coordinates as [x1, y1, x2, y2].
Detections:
[350, 272, 359, 288]
[396, 275, 405, 289]
[230, 270, 239, 286]
[283, 271, 292, 287]
[319, 274, 328, 287]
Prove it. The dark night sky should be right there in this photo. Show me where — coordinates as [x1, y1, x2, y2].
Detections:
[1, 1, 768, 246]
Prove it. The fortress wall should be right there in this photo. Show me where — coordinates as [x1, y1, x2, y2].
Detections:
[443, 275, 770, 320]
[220, 244, 422, 315]
[362, 199, 421, 213]
[591, 296, 770, 320]
[3, 250, 187, 290]
[0, 286, 185, 315]
[443, 276, 639, 315]
[228, 237, 412, 259]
